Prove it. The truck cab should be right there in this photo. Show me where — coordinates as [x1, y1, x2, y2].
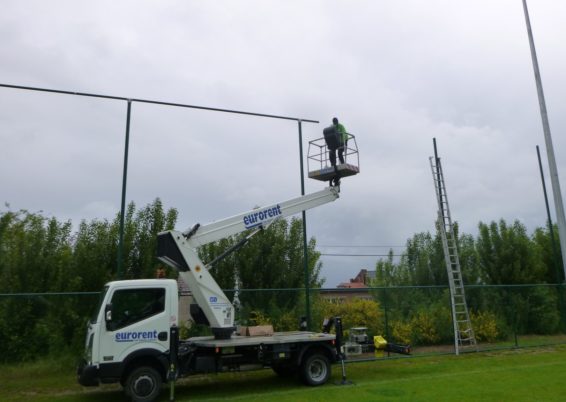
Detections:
[79, 278, 341, 402]
[78, 279, 179, 388]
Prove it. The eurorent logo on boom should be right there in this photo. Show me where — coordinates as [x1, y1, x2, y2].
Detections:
[115, 330, 158, 343]
[243, 204, 282, 229]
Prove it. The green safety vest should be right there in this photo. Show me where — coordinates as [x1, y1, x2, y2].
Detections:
[335, 123, 348, 144]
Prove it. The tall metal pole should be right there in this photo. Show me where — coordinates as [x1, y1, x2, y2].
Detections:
[117, 100, 132, 279]
[522, 0, 566, 282]
[433, 138, 444, 227]
[536, 145, 562, 283]
[298, 120, 311, 329]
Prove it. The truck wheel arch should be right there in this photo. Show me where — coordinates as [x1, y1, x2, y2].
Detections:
[297, 343, 335, 366]
[121, 349, 169, 384]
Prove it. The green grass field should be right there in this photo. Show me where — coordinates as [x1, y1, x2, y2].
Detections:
[2, 345, 566, 402]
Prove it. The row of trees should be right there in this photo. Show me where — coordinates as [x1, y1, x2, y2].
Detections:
[375, 220, 562, 288]
[372, 220, 565, 343]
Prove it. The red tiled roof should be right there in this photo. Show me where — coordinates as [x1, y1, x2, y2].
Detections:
[337, 282, 368, 289]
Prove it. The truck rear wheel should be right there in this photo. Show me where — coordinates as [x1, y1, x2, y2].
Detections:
[125, 366, 162, 402]
[300, 353, 331, 386]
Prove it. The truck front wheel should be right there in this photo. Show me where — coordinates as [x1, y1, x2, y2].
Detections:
[300, 353, 331, 386]
[125, 366, 162, 402]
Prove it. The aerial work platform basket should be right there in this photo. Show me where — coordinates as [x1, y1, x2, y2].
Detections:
[307, 133, 360, 182]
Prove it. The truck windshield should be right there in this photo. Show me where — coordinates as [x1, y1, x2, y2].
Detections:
[90, 285, 109, 324]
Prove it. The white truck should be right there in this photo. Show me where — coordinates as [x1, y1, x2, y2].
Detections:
[77, 186, 346, 402]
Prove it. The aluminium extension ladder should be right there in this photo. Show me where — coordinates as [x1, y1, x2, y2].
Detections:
[430, 156, 477, 354]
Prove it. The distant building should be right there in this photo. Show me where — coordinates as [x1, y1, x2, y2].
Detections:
[319, 268, 376, 303]
[351, 268, 376, 285]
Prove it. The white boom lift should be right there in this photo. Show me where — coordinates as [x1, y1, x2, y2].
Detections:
[78, 131, 360, 401]
[156, 186, 340, 339]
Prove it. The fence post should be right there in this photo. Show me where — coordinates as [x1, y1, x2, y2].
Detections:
[382, 288, 390, 341]
[513, 290, 519, 348]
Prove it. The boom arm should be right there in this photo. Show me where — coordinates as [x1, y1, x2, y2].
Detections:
[183, 186, 340, 247]
[157, 186, 340, 339]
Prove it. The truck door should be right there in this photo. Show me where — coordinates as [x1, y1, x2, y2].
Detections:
[99, 286, 170, 364]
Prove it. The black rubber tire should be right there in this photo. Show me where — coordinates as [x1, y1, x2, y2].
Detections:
[125, 366, 162, 402]
[272, 364, 296, 378]
[300, 353, 331, 386]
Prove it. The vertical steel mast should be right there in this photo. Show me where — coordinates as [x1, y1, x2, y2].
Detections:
[522, 0, 566, 281]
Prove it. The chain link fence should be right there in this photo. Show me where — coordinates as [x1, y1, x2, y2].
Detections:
[1, 284, 565, 363]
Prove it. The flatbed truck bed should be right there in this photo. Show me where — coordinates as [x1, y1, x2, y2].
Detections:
[176, 330, 339, 384]
[188, 331, 336, 348]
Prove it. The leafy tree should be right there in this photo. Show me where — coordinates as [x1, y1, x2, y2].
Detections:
[200, 218, 323, 318]
[127, 198, 178, 279]
[0, 210, 75, 360]
[477, 219, 546, 285]
[374, 250, 398, 286]
[316, 298, 384, 339]
[72, 219, 117, 291]
[532, 224, 563, 284]
[0, 199, 177, 362]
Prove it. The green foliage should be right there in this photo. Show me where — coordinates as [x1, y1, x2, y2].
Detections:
[247, 310, 272, 326]
[390, 302, 452, 346]
[374, 250, 400, 286]
[390, 320, 412, 345]
[317, 298, 383, 338]
[532, 224, 564, 283]
[200, 218, 322, 319]
[275, 310, 302, 331]
[524, 286, 560, 334]
[179, 320, 211, 338]
[477, 220, 546, 285]
[69, 198, 178, 289]
[411, 310, 441, 344]
[125, 199, 178, 279]
[372, 218, 565, 343]
[0, 199, 177, 363]
[470, 310, 500, 343]
[236, 301, 302, 331]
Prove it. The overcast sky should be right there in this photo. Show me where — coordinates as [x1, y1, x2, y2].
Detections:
[1, 0, 565, 287]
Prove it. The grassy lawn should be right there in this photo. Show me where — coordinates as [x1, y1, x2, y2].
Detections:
[2, 345, 566, 402]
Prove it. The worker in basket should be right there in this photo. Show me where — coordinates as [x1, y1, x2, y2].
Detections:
[323, 117, 348, 186]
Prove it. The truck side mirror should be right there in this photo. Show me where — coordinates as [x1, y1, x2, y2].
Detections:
[105, 303, 113, 323]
